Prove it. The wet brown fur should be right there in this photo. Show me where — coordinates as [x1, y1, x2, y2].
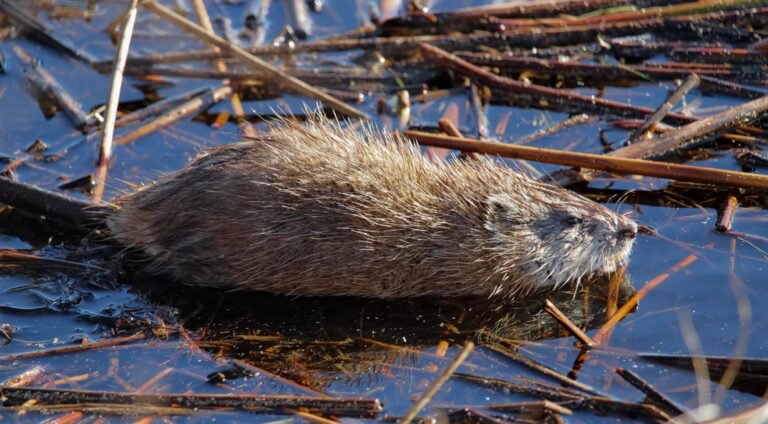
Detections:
[107, 115, 637, 298]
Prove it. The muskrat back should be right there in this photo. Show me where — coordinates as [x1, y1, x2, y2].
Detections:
[107, 116, 637, 298]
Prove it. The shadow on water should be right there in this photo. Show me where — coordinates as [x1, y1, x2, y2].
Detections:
[129, 268, 636, 381]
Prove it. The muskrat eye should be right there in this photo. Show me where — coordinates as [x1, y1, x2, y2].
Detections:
[565, 215, 583, 225]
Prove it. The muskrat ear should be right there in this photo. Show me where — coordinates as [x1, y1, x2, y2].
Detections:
[484, 194, 519, 233]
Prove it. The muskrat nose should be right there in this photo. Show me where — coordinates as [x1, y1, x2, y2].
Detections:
[620, 222, 638, 239]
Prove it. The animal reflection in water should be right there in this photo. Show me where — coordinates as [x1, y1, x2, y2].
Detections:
[136, 271, 635, 386]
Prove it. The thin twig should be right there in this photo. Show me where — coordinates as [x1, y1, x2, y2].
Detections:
[437, 117, 463, 138]
[615, 368, 686, 416]
[458, 53, 738, 83]
[627, 73, 700, 144]
[98, 0, 138, 168]
[515, 114, 593, 146]
[115, 84, 232, 146]
[543, 299, 594, 348]
[0, 333, 145, 362]
[486, 400, 573, 415]
[400, 341, 474, 424]
[593, 254, 698, 345]
[484, 344, 602, 396]
[699, 75, 767, 99]
[7, 403, 196, 416]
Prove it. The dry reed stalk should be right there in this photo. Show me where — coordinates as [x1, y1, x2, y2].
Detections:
[141, 0, 366, 119]
[615, 368, 686, 416]
[402, 131, 768, 190]
[190, 0, 255, 137]
[93, 0, 139, 202]
[593, 254, 699, 345]
[114, 84, 232, 146]
[627, 74, 700, 144]
[1, 387, 382, 418]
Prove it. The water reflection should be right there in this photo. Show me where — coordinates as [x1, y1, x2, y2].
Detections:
[129, 269, 635, 383]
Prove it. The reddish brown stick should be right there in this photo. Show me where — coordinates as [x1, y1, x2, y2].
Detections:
[716, 195, 739, 232]
[457, 53, 736, 82]
[543, 299, 594, 348]
[438, 117, 478, 160]
[437, 118, 463, 138]
[509, 0, 762, 27]
[516, 114, 593, 146]
[593, 254, 698, 345]
[0, 333, 145, 362]
[401, 131, 768, 191]
[443, 0, 634, 19]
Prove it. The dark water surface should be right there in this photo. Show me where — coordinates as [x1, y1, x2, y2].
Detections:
[1, 0, 767, 422]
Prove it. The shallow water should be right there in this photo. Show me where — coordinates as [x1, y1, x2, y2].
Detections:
[1, 0, 767, 422]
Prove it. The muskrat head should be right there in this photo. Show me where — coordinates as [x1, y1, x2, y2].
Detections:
[484, 187, 637, 292]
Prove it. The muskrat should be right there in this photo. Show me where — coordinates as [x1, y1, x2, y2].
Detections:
[105, 115, 637, 298]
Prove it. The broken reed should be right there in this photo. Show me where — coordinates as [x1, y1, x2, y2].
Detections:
[0, 387, 382, 418]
